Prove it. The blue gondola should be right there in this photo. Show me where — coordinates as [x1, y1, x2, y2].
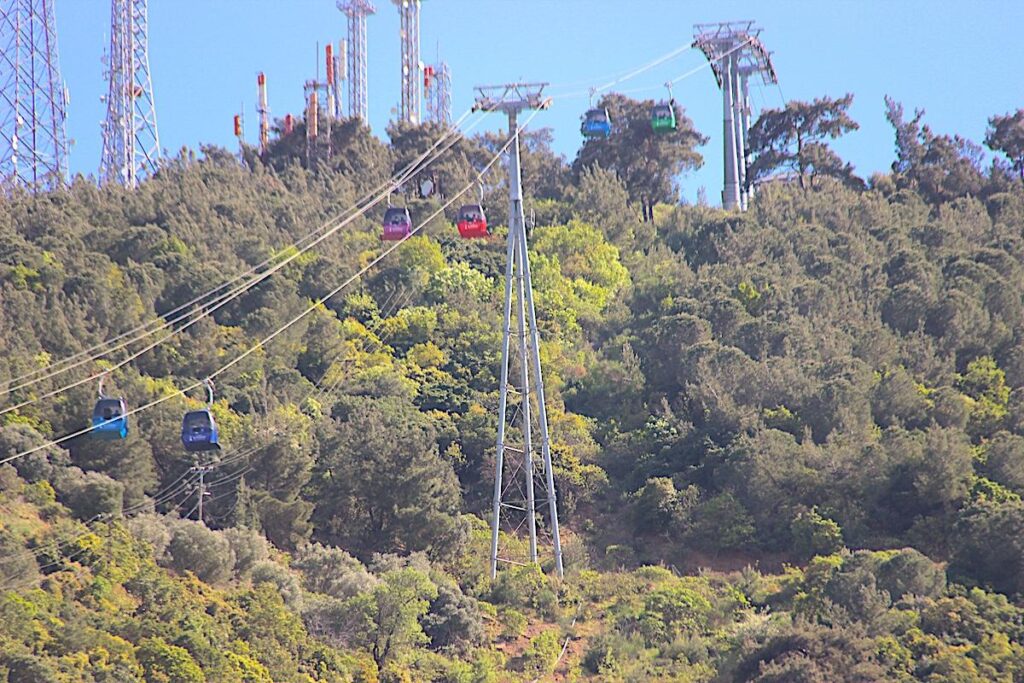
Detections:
[181, 379, 221, 452]
[581, 108, 612, 138]
[91, 373, 128, 440]
[92, 397, 129, 440]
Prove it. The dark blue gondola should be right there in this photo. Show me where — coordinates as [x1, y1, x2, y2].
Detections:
[181, 379, 221, 452]
[91, 373, 128, 440]
[581, 108, 612, 138]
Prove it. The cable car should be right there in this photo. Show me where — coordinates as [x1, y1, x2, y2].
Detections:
[581, 108, 612, 138]
[91, 373, 128, 440]
[181, 379, 221, 452]
[651, 101, 677, 133]
[456, 204, 488, 239]
[382, 206, 412, 241]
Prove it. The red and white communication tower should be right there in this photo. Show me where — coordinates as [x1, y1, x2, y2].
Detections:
[99, 0, 160, 188]
[257, 72, 269, 157]
[423, 61, 451, 126]
[0, 0, 69, 192]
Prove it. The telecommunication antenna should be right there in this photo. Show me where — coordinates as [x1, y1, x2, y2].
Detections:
[424, 61, 451, 126]
[693, 21, 776, 211]
[393, 0, 421, 124]
[0, 0, 69, 192]
[99, 0, 160, 188]
[338, 0, 375, 123]
[474, 82, 563, 579]
[256, 72, 269, 158]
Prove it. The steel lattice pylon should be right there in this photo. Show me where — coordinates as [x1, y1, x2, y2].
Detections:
[394, 0, 420, 124]
[338, 0, 375, 124]
[0, 0, 69, 192]
[473, 83, 563, 580]
[99, 0, 160, 188]
[424, 61, 450, 126]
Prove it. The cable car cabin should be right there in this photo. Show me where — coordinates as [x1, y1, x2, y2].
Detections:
[581, 108, 612, 138]
[91, 397, 128, 440]
[456, 204, 488, 238]
[651, 101, 677, 133]
[381, 207, 412, 241]
[181, 409, 221, 452]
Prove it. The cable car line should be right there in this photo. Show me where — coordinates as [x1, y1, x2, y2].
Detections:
[0, 109, 496, 419]
[0, 110, 541, 468]
[0, 107, 489, 401]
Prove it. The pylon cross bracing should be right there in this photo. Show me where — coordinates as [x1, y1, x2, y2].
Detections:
[424, 61, 451, 126]
[394, 0, 421, 125]
[99, 0, 160, 188]
[338, 0, 375, 123]
[473, 82, 563, 580]
[0, 0, 69, 192]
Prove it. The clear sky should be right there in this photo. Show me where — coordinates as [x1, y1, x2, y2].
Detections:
[57, 0, 1024, 205]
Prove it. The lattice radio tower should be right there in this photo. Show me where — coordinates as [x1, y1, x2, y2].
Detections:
[424, 61, 451, 126]
[474, 83, 563, 579]
[99, 0, 160, 188]
[394, 0, 421, 124]
[338, 0, 374, 123]
[0, 0, 69, 192]
[693, 21, 776, 211]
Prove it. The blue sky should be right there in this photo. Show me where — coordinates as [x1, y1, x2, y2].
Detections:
[57, 0, 1023, 205]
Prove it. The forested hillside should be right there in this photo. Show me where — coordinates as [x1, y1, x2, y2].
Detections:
[2, 95, 1024, 681]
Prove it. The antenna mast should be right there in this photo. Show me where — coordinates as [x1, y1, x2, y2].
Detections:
[256, 72, 269, 158]
[338, 0, 375, 124]
[693, 21, 776, 211]
[424, 61, 451, 126]
[394, 0, 421, 124]
[99, 0, 160, 188]
[0, 0, 69, 192]
[474, 82, 563, 580]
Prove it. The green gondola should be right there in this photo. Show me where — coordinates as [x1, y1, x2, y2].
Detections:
[651, 101, 677, 133]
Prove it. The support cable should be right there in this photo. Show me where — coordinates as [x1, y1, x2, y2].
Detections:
[0, 108, 541, 468]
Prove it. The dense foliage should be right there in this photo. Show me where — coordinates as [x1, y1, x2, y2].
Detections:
[1, 96, 1024, 680]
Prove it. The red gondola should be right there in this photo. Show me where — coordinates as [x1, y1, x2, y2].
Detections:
[456, 204, 488, 239]
[381, 206, 412, 241]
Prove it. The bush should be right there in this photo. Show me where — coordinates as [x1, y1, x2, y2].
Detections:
[520, 629, 561, 675]
[251, 560, 303, 609]
[423, 581, 486, 653]
[293, 542, 376, 599]
[127, 513, 173, 559]
[57, 469, 124, 521]
[136, 637, 204, 683]
[498, 608, 527, 640]
[223, 527, 270, 578]
[165, 520, 235, 584]
[791, 507, 845, 559]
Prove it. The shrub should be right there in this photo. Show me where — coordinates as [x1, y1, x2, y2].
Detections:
[165, 520, 235, 584]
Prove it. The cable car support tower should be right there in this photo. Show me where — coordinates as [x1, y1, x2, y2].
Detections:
[693, 21, 776, 211]
[474, 83, 563, 579]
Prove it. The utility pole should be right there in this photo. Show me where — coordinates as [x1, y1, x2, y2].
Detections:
[0, 0, 69, 192]
[693, 21, 776, 211]
[338, 0, 375, 123]
[99, 0, 160, 188]
[393, 0, 421, 124]
[192, 463, 213, 524]
[475, 82, 563, 580]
